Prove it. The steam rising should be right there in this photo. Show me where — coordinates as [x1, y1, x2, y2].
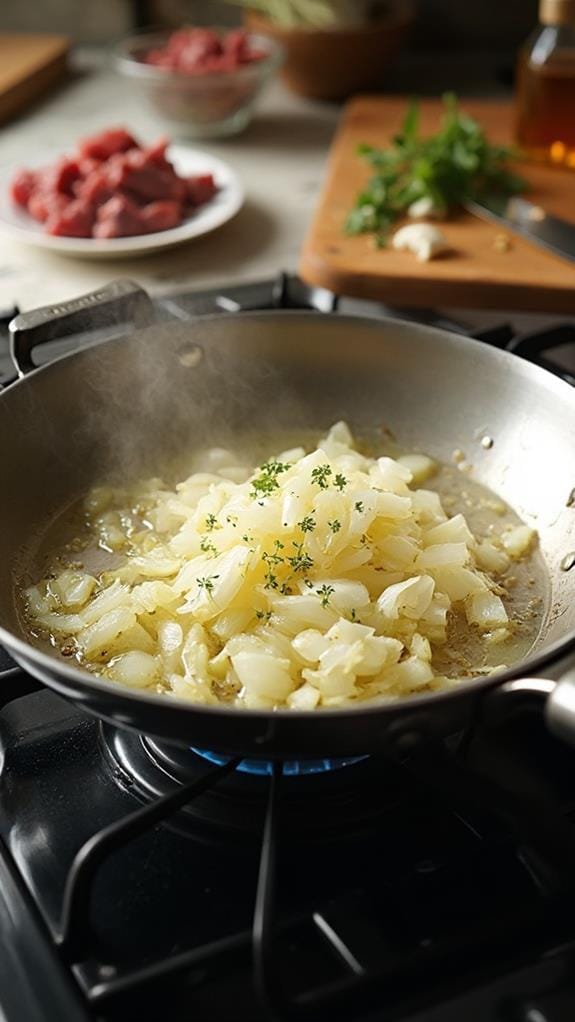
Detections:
[76, 314, 318, 488]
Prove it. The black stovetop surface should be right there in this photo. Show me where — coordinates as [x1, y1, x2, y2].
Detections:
[1, 683, 575, 1022]
[2, 274, 575, 1022]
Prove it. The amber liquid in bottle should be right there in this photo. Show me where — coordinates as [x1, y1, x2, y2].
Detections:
[517, 52, 575, 164]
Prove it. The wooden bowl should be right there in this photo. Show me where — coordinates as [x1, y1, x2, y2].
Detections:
[245, 3, 415, 101]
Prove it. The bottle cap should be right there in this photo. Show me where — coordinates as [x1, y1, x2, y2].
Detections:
[540, 0, 575, 24]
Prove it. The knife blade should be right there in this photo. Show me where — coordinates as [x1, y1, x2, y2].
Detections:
[465, 195, 575, 264]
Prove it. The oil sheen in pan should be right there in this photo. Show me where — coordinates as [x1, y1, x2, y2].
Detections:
[427, 462, 548, 677]
[18, 429, 550, 688]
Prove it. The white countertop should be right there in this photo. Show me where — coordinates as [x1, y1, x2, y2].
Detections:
[0, 55, 339, 311]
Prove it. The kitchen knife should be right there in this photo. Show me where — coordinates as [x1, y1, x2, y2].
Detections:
[466, 195, 575, 264]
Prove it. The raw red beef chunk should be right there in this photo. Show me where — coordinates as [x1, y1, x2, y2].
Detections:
[75, 169, 113, 208]
[145, 138, 172, 169]
[106, 148, 188, 204]
[143, 27, 264, 74]
[224, 29, 261, 67]
[28, 190, 68, 224]
[140, 200, 183, 233]
[46, 158, 82, 196]
[12, 157, 80, 211]
[187, 173, 217, 207]
[11, 170, 37, 209]
[10, 128, 219, 239]
[93, 197, 183, 238]
[93, 196, 144, 239]
[78, 157, 102, 178]
[78, 128, 138, 162]
[46, 199, 95, 238]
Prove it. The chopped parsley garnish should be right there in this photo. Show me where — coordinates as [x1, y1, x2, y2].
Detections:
[197, 574, 219, 595]
[311, 464, 332, 490]
[256, 610, 272, 622]
[200, 536, 218, 557]
[317, 584, 335, 608]
[328, 519, 342, 533]
[298, 515, 316, 533]
[262, 541, 285, 567]
[251, 458, 290, 500]
[288, 542, 314, 574]
[280, 582, 293, 595]
[260, 538, 296, 588]
[354, 501, 364, 513]
[264, 571, 279, 591]
[204, 513, 220, 532]
[334, 473, 348, 491]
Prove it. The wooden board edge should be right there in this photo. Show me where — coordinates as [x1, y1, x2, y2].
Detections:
[300, 96, 575, 313]
[298, 247, 575, 313]
[0, 49, 69, 125]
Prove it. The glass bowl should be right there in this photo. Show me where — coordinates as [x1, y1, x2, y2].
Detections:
[114, 30, 284, 140]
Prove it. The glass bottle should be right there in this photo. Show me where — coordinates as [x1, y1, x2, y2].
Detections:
[516, 0, 575, 166]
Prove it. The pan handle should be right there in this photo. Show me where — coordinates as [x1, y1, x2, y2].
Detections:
[9, 280, 154, 377]
[545, 669, 575, 747]
[486, 670, 575, 748]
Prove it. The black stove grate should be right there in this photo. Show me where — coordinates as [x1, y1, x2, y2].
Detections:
[0, 681, 570, 1022]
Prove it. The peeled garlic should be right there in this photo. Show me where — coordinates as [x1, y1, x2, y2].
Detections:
[392, 223, 448, 262]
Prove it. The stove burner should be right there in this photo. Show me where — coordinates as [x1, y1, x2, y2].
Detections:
[191, 748, 367, 775]
[100, 724, 404, 842]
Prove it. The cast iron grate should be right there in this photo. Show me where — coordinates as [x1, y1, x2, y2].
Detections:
[42, 708, 575, 1022]
[2, 681, 575, 1020]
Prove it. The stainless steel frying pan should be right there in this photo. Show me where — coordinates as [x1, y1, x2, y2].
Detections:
[1, 280, 575, 759]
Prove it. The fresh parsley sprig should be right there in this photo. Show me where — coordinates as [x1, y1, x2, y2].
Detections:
[288, 542, 314, 574]
[197, 574, 219, 595]
[345, 93, 524, 245]
[251, 458, 290, 500]
[200, 536, 218, 557]
[311, 464, 332, 490]
[317, 584, 335, 608]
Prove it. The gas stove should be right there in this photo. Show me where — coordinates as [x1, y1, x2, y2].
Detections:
[1, 274, 575, 1022]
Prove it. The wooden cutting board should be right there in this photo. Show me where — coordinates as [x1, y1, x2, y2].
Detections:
[299, 96, 575, 312]
[0, 34, 69, 125]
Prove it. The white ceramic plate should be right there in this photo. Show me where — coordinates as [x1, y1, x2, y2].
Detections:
[0, 146, 244, 259]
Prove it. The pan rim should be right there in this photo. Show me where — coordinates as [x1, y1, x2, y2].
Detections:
[2, 306, 575, 405]
[2, 307, 574, 723]
[2, 616, 573, 724]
